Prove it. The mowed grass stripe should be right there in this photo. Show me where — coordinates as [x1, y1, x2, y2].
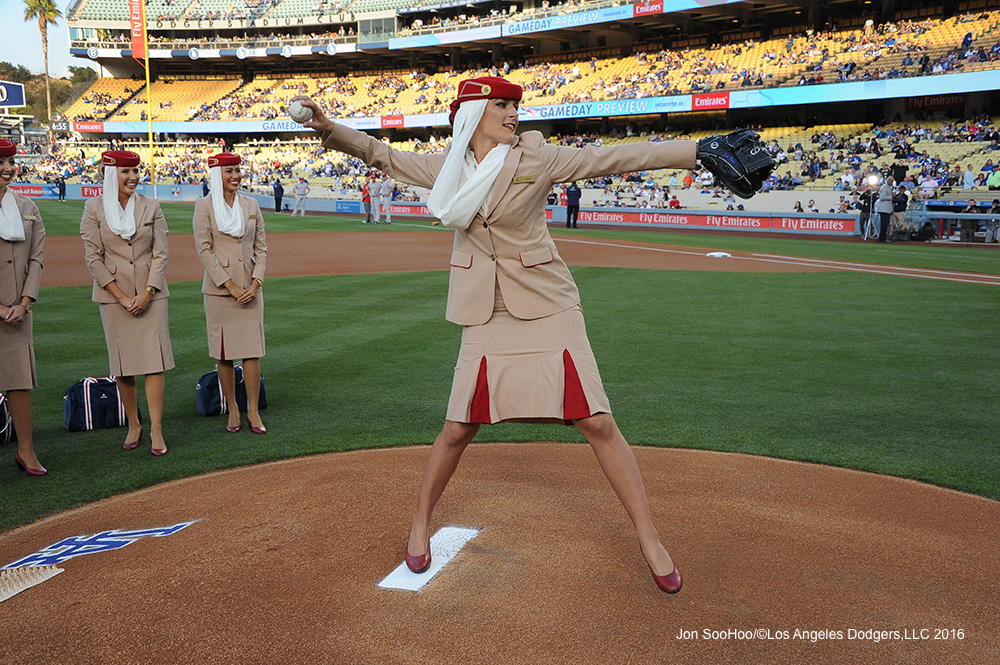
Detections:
[1, 268, 996, 532]
[34, 200, 1000, 275]
[33, 200, 436, 237]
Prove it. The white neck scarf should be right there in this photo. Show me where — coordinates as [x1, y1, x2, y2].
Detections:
[426, 99, 511, 230]
[102, 166, 136, 240]
[210, 166, 245, 238]
[0, 188, 25, 242]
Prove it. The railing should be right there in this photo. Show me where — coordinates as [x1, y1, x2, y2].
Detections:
[396, 0, 625, 38]
[71, 34, 358, 51]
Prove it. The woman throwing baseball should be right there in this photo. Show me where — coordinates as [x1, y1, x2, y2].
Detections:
[293, 78, 768, 594]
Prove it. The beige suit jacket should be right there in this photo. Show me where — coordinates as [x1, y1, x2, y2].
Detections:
[81, 193, 170, 304]
[321, 123, 696, 325]
[192, 195, 267, 294]
[0, 192, 45, 307]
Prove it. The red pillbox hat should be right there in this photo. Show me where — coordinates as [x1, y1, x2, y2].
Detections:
[448, 76, 522, 125]
[208, 152, 242, 168]
[101, 150, 141, 167]
[0, 139, 16, 157]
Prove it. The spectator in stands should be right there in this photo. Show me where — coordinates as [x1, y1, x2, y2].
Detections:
[0, 139, 47, 475]
[890, 159, 908, 184]
[793, 201, 804, 213]
[962, 164, 977, 190]
[918, 173, 939, 199]
[988, 169, 1000, 191]
[292, 74, 702, 594]
[81, 150, 173, 456]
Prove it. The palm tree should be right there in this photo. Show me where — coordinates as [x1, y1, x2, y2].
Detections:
[23, 0, 63, 142]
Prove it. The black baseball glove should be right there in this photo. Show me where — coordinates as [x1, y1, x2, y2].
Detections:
[697, 129, 775, 199]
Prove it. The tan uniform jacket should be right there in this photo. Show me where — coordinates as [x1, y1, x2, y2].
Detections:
[321, 123, 696, 325]
[0, 192, 44, 307]
[81, 193, 170, 304]
[192, 195, 267, 294]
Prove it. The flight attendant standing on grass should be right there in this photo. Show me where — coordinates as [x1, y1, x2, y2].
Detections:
[193, 153, 268, 435]
[0, 139, 47, 476]
[293, 79, 770, 594]
[81, 150, 174, 456]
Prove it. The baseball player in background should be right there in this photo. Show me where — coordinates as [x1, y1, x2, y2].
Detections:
[376, 175, 393, 224]
[291, 177, 310, 217]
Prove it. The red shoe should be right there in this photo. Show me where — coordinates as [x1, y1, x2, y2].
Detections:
[649, 563, 683, 594]
[226, 425, 242, 433]
[250, 425, 266, 435]
[150, 444, 168, 457]
[123, 427, 143, 450]
[14, 453, 48, 476]
[405, 538, 432, 574]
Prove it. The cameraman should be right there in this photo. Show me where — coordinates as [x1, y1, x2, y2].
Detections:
[891, 185, 910, 239]
[959, 199, 979, 242]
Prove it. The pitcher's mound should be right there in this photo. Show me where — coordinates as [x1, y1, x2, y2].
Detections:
[1, 443, 997, 664]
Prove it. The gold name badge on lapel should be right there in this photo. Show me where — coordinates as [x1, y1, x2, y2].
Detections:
[513, 175, 536, 184]
[24, 215, 37, 220]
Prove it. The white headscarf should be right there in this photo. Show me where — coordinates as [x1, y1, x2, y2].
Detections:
[210, 166, 245, 238]
[426, 99, 511, 230]
[102, 166, 136, 240]
[0, 188, 25, 242]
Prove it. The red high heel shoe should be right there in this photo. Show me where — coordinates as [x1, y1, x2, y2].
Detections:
[649, 563, 683, 594]
[122, 427, 144, 450]
[14, 453, 48, 477]
[405, 537, 432, 574]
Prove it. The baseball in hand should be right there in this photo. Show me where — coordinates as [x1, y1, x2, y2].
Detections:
[289, 100, 313, 124]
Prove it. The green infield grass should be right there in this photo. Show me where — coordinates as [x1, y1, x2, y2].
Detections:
[34, 200, 438, 237]
[35, 200, 1000, 276]
[2, 266, 997, 534]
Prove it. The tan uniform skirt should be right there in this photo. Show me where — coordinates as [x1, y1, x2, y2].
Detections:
[0, 314, 36, 391]
[99, 299, 175, 376]
[204, 293, 265, 361]
[446, 284, 612, 424]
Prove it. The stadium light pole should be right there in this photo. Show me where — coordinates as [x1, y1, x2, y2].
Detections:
[129, 0, 156, 197]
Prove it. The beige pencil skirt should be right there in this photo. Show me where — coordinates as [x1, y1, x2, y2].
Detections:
[446, 285, 612, 425]
[100, 299, 175, 377]
[0, 314, 36, 391]
[204, 293, 265, 361]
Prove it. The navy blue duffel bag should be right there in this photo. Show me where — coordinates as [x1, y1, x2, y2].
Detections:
[196, 366, 268, 416]
[63, 377, 137, 431]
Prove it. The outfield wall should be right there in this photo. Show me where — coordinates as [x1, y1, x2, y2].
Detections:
[246, 196, 861, 237]
[13, 184, 860, 236]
